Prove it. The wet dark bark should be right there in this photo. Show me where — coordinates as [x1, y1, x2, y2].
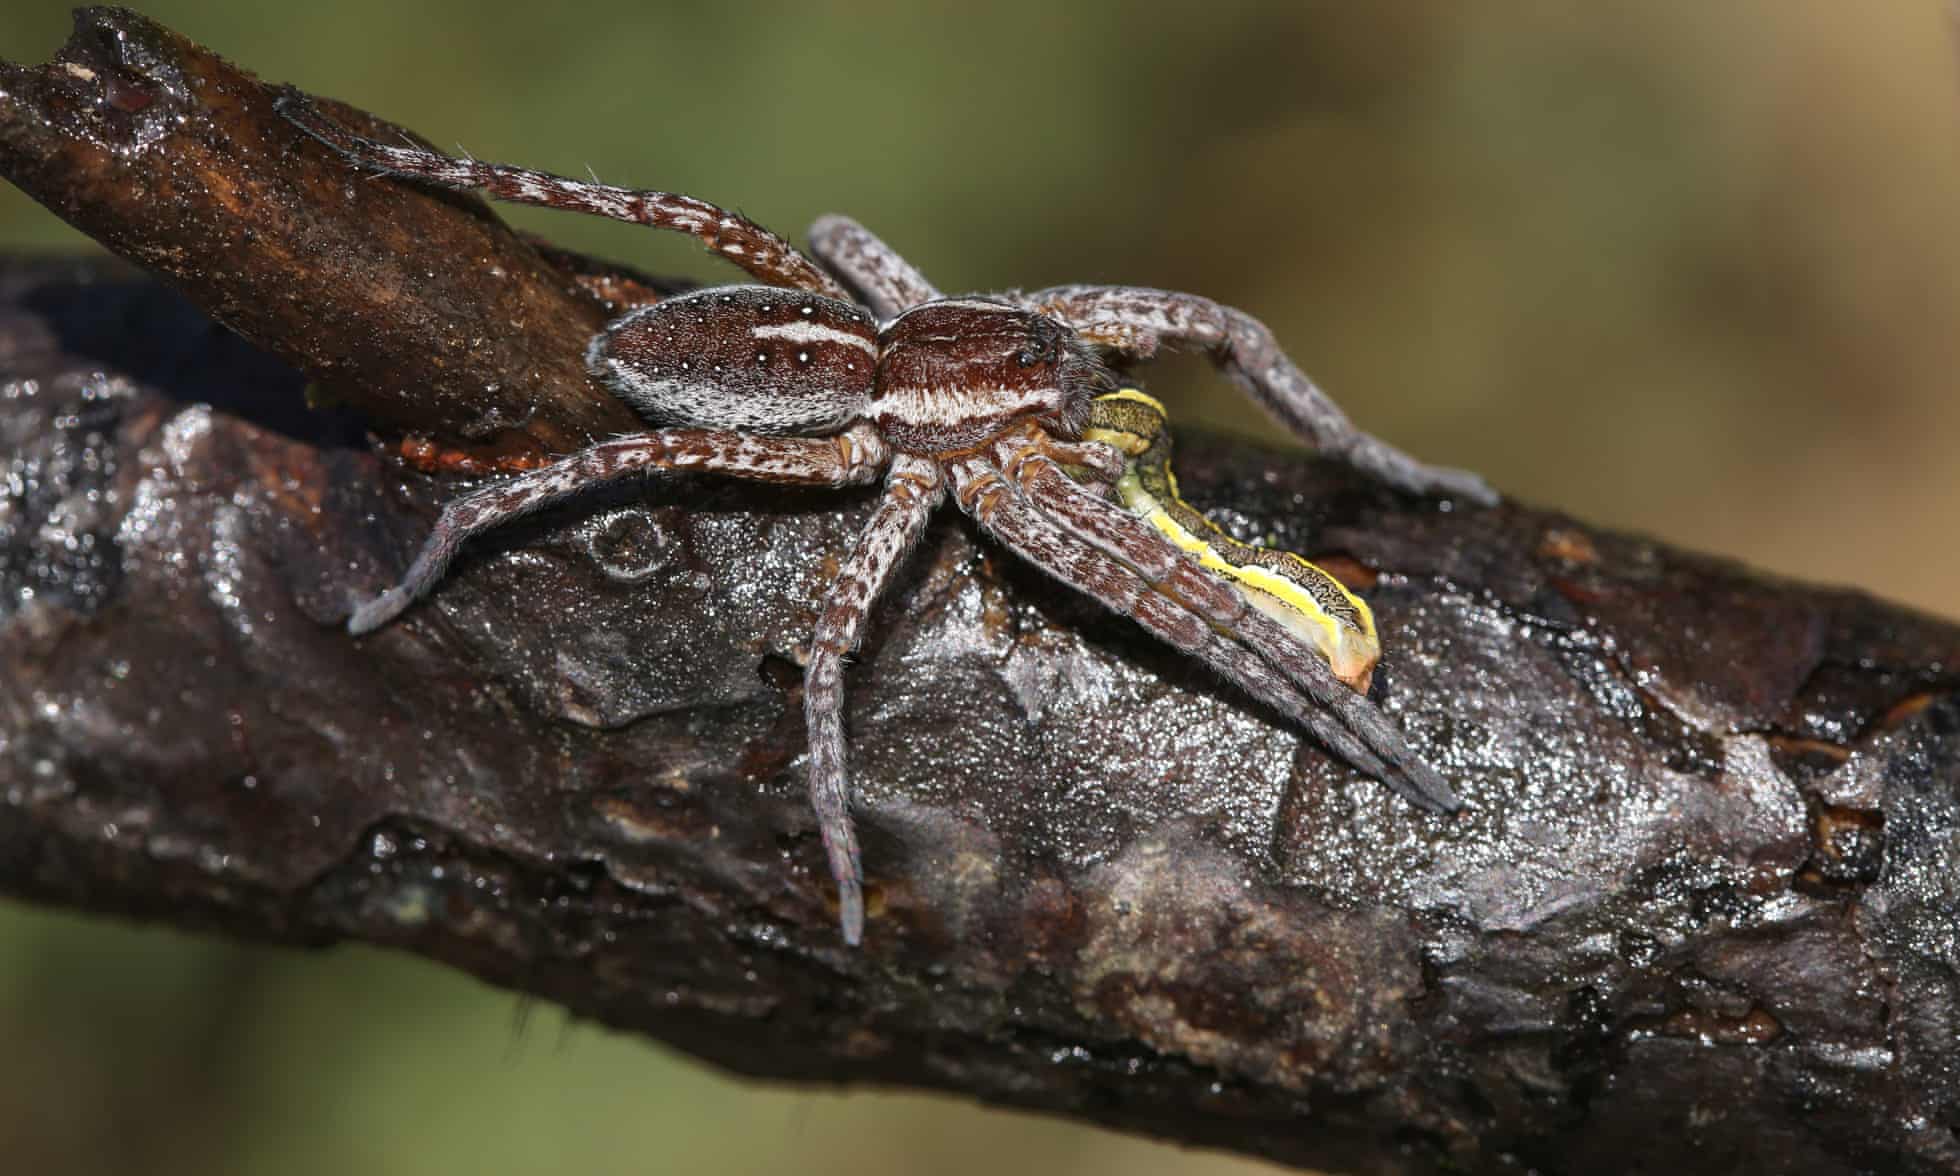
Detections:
[3, 10, 1958, 1175]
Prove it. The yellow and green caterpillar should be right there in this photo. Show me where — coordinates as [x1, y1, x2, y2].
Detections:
[1081, 389, 1380, 693]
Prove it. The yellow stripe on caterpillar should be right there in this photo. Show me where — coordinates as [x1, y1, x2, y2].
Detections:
[1097, 387, 1169, 414]
[1087, 390, 1382, 692]
[1080, 390, 1164, 456]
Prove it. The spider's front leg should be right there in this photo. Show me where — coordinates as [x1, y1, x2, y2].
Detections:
[948, 455, 1408, 796]
[1021, 285, 1497, 505]
[1077, 388, 1382, 692]
[275, 94, 846, 297]
[992, 434, 1460, 812]
[347, 426, 890, 633]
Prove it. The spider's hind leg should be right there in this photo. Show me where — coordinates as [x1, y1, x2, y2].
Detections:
[276, 94, 846, 296]
[349, 427, 889, 635]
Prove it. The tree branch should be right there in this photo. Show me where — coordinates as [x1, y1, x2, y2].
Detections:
[3, 9, 1958, 1174]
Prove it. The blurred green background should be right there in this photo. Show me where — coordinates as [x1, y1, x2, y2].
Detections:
[4, 3, 1959, 1173]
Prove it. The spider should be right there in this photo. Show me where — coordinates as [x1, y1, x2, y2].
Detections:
[277, 95, 1496, 945]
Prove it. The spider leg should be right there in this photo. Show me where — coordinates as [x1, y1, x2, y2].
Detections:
[948, 455, 1408, 795]
[276, 95, 846, 298]
[993, 438, 1460, 811]
[1020, 285, 1496, 505]
[1020, 436, 1128, 487]
[801, 456, 944, 944]
[806, 215, 943, 320]
[349, 426, 890, 634]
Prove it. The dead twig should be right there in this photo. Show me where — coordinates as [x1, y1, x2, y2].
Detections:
[3, 9, 1958, 1174]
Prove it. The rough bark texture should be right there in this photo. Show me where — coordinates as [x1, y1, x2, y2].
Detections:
[3, 10, 1959, 1175]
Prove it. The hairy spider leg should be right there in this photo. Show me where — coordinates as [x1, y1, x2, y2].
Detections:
[1011, 446, 1454, 810]
[1023, 435, 1127, 490]
[948, 456, 1401, 787]
[990, 432, 1418, 795]
[1018, 286, 1497, 505]
[1012, 436, 1403, 772]
[347, 427, 890, 634]
[1077, 389, 1379, 692]
[998, 440, 1460, 811]
[277, 95, 846, 298]
[803, 457, 945, 944]
[805, 215, 944, 321]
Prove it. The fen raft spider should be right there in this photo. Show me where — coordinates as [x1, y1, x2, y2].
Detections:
[279, 95, 1496, 945]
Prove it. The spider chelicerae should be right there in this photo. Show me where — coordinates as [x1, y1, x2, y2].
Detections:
[277, 95, 1496, 945]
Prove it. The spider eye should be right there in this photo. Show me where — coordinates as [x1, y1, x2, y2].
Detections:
[1018, 316, 1068, 368]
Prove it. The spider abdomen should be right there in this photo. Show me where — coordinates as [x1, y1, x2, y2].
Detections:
[588, 286, 877, 435]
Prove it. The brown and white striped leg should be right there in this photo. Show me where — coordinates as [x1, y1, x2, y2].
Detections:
[1019, 285, 1496, 504]
[949, 456, 1408, 793]
[804, 457, 944, 944]
[995, 441, 1459, 811]
[1016, 435, 1128, 487]
[806, 215, 943, 320]
[277, 95, 846, 297]
[349, 426, 890, 634]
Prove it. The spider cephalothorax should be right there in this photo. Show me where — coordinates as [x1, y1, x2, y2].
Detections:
[279, 94, 1496, 945]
